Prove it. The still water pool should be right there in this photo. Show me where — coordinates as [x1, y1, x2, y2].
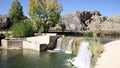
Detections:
[0, 49, 73, 68]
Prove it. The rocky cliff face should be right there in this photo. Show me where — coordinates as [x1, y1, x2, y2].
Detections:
[52, 11, 120, 31]
[0, 14, 12, 30]
[88, 15, 120, 31]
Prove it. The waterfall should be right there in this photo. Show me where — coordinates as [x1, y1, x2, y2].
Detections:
[65, 38, 74, 54]
[73, 41, 92, 68]
[54, 37, 63, 50]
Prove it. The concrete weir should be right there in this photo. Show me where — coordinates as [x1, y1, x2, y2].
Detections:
[1, 38, 23, 49]
[1, 33, 57, 51]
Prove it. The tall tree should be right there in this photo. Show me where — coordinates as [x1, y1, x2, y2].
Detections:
[28, 0, 62, 33]
[9, 0, 26, 23]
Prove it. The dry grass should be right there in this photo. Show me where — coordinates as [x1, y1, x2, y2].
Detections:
[88, 40, 104, 68]
[72, 37, 84, 55]
[61, 37, 70, 51]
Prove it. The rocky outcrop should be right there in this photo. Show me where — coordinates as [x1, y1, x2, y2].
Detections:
[88, 15, 120, 30]
[57, 11, 102, 31]
[52, 10, 120, 31]
[0, 14, 12, 30]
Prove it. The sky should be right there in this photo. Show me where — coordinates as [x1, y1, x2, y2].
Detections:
[0, 0, 120, 17]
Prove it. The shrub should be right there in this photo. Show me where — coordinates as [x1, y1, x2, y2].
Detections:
[4, 31, 11, 38]
[12, 22, 34, 38]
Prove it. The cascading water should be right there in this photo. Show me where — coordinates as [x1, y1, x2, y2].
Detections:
[48, 37, 92, 68]
[65, 38, 74, 54]
[72, 41, 92, 68]
[54, 37, 63, 50]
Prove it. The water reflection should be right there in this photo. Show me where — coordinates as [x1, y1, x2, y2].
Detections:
[0, 49, 73, 68]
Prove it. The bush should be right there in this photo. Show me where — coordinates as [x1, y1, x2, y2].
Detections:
[5, 31, 10, 38]
[12, 22, 34, 38]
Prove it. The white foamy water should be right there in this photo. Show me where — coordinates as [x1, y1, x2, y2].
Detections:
[65, 39, 74, 54]
[54, 37, 63, 51]
[73, 41, 92, 68]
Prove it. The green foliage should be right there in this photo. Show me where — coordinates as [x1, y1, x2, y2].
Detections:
[12, 22, 34, 38]
[84, 32, 93, 37]
[28, 0, 62, 33]
[38, 27, 44, 35]
[4, 31, 11, 38]
[9, 0, 26, 23]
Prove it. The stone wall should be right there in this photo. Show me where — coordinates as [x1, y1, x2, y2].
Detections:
[24, 34, 56, 51]
[1, 39, 23, 49]
[26, 36, 50, 45]
[1, 33, 57, 51]
[23, 41, 40, 51]
[26, 33, 56, 45]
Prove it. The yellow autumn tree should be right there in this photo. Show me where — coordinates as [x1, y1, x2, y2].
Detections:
[28, 0, 62, 33]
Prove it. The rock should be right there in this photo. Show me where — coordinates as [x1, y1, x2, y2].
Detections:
[0, 14, 12, 30]
[90, 16, 107, 24]
[90, 11, 101, 16]
[59, 11, 92, 30]
[52, 10, 120, 31]
[88, 15, 120, 31]
[54, 11, 102, 31]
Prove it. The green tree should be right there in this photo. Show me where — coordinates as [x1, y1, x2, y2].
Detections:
[9, 0, 26, 24]
[28, 0, 62, 33]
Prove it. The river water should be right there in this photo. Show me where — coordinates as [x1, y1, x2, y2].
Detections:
[0, 37, 116, 68]
[0, 49, 73, 68]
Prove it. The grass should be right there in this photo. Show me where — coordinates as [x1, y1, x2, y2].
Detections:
[88, 39, 104, 68]
[72, 37, 84, 55]
[61, 37, 70, 51]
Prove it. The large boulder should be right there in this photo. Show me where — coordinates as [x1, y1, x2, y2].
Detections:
[0, 14, 12, 30]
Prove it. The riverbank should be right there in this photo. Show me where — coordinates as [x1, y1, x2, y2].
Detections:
[95, 40, 120, 68]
